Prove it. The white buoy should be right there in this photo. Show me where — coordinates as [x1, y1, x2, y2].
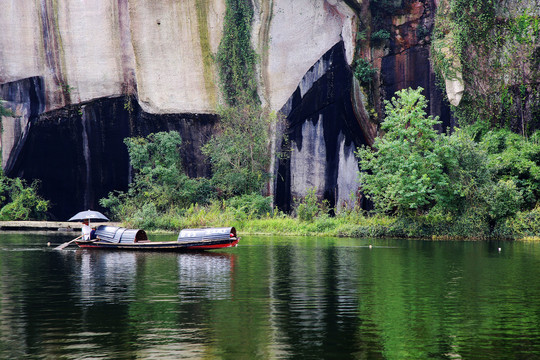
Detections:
[369, 244, 372, 249]
[498, 247, 501, 252]
[47, 242, 51, 246]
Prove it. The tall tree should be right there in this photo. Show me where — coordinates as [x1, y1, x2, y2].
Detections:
[357, 88, 455, 215]
[100, 132, 213, 219]
[202, 105, 273, 197]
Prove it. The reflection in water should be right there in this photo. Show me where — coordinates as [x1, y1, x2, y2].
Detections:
[268, 245, 370, 358]
[74, 250, 236, 305]
[1, 234, 540, 359]
[77, 251, 138, 304]
[178, 252, 235, 301]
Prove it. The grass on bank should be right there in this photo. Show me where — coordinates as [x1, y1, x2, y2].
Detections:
[120, 200, 540, 240]
[122, 202, 395, 237]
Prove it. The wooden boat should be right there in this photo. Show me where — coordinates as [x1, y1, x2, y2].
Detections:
[75, 226, 239, 251]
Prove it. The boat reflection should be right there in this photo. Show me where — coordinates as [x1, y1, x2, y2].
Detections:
[177, 251, 236, 301]
[74, 250, 236, 305]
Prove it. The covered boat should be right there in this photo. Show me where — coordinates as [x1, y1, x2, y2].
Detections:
[75, 226, 239, 251]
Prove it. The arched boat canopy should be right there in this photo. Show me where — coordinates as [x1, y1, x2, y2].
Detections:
[177, 227, 236, 243]
[95, 225, 148, 244]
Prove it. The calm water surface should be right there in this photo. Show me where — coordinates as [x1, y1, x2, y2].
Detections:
[0, 233, 540, 359]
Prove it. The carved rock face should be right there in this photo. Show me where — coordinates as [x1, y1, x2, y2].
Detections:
[0, 1, 456, 217]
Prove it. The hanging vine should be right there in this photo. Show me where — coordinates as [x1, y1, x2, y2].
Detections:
[216, 0, 259, 106]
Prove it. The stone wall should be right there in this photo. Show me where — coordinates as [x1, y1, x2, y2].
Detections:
[0, 0, 466, 217]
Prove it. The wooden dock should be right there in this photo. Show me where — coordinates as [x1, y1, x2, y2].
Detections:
[0, 221, 123, 232]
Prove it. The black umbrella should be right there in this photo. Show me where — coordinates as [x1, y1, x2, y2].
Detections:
[68, 209, 109, 222]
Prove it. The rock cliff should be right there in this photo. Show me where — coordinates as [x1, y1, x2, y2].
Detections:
[1, 0, 536, 217]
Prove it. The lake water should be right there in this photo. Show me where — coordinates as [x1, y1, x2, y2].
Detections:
[1, 233, 540, 359]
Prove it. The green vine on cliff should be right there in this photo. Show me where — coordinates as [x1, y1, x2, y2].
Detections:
[0, 99, 15, 137]
[0, 99, 14, 118]
[207, 0, 278, 197]
[353, 58, 378, 86]
[432, 0, 540, 133]
[216, 0, 258, 106]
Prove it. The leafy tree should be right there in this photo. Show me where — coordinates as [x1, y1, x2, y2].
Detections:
[357, 88, 525, 234]
[438, 128, 493, 215]
[202, 104, 273, 197]
[357, 87, 454, 215]
[444, 129, 523, 225]
[480, 129, 540, 209]
[100, 131, 213, 220]
[0, 170, 49, 220]
[353, 58, 377, 86]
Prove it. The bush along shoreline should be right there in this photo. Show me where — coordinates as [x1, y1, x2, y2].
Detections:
[116, 194, 539, 241]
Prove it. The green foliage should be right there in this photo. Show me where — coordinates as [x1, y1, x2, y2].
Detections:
[226, 193, 272, 219]
[428, 128, 527, 232]
[480, 129, 540, 209]
[485, 179, 524, 223]
[438, 128, 493, 216]
[370, 29, 391, 44]
[507, 205, 540, 237]
[0, 99, 14, 117]
[125, 131, 214, 209]
[294, 188, 329, 222]
[100, 131, 214, 221]
[353, 58, 378, 85]
[357, 88, 453, 215]
[432, 0, 540, 132]
[202, 104, 273, 197]
[216, 0, 258, 106]
[357, 88, 528, 233]
[0, 170, 49, 220]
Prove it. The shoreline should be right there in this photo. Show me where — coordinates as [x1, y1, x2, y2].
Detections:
[1, 221, 537, 241]
[0, 221, 123, 232]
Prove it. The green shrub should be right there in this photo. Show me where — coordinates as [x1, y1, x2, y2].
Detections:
[370, 29, 390, 44]
[353, 58, 377, 85]
[0, 172, 49, 220]
[226, 193, 272, 219]
[101, 131, 215, 221]
[294, 188, 329, 222]
[507, 206, 540, 237]
[357, 88, 453, 215]
[202, 104, 273, 197]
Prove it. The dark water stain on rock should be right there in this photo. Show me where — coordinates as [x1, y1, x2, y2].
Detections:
[5, 95, 216, 220]
[275, 42, 368, 212]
